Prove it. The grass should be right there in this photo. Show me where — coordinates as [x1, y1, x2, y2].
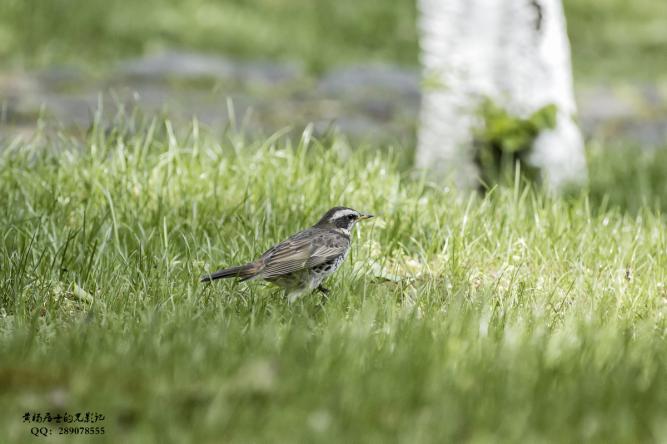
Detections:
[564, 0, 667, 81]
[1, 0, 666, 80]
[0, 0, 417, 74]
[1, 116, 667, 442]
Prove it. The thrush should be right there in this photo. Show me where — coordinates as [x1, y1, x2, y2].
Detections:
[201, 207, 374, 302]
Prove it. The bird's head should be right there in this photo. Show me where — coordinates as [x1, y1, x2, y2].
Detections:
[315, 206, 374, 232]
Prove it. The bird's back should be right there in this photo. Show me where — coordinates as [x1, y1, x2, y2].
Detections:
[255, 227, 350, 279]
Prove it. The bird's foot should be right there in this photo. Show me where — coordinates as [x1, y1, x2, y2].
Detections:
[316, 285, 330, 295]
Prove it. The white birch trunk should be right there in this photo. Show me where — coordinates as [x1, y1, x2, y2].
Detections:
[416, 0, 587, 190]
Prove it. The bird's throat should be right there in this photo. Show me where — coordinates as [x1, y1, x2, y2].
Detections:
[336, 227, 351, 238]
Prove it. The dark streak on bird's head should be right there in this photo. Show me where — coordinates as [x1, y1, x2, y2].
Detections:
[315, 206, 374, 230]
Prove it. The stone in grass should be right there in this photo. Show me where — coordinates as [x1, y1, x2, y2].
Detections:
[116, 51, 303, 86]
[317, 63, 420, 99]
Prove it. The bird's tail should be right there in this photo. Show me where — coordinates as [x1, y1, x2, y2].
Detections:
[200, 262, 259, 283]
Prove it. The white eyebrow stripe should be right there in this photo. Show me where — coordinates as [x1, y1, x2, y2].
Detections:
[331, 209, 355, 220]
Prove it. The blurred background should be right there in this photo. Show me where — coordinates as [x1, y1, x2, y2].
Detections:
[0, 0, 665, 149]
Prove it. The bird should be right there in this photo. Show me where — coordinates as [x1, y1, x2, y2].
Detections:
[201, 207, 374, 302]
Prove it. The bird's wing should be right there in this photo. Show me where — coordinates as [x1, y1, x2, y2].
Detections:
[259, 229, 349, 278]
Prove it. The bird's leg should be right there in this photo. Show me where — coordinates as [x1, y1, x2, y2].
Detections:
[315, 284, 330, 308]
[287, 290, 302, 304]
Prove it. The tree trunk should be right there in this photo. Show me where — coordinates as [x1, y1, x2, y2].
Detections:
[416, 0, 587, 190]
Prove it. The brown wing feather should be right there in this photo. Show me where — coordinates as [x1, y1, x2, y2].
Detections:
[257, 228, 349, 278]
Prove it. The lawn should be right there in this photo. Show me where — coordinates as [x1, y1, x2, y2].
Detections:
[1, 0, 666, 81]
[1, 119, 666, 442]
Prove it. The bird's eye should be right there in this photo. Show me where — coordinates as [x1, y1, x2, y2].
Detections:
[348, 214, 356, 220]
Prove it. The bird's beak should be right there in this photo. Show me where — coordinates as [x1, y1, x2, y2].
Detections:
[359, 213, 375, 220]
